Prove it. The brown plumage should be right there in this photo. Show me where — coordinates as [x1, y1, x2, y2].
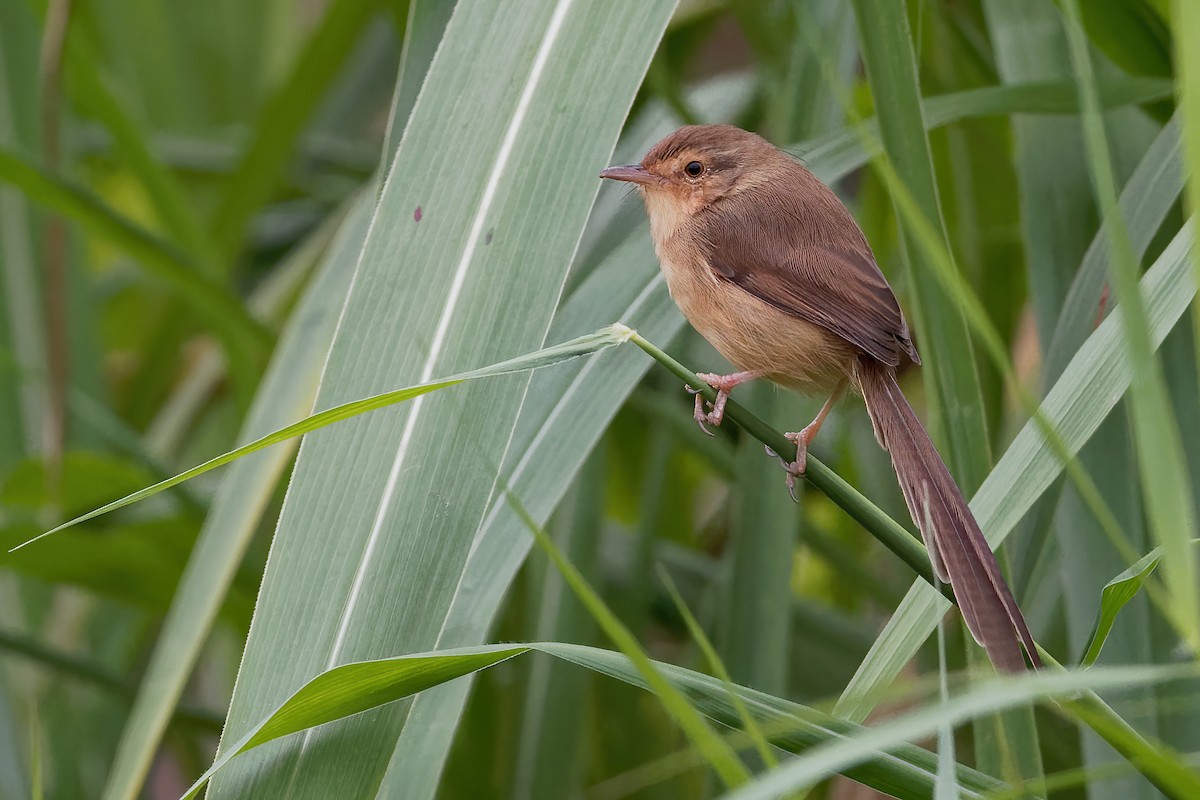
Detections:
[601, 124, 1039, 672]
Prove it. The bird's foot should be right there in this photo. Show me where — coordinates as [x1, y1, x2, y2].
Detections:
[765, 429, 813, 503]
[684, 372, 752, 436]
[690, 387, 729, 436]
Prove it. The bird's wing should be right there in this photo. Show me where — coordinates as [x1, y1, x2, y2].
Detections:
[702, 207, 916, 367]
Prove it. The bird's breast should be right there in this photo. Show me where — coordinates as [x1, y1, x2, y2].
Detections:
[654, 239, 853, 393]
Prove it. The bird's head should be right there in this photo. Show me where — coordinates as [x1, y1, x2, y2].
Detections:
[600, 125, 779, 236]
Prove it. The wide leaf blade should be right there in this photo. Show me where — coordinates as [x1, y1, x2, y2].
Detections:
[207, 2, 676, 796]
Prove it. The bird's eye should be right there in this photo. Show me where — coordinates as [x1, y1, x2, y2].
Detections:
[685, 161, 704, 177]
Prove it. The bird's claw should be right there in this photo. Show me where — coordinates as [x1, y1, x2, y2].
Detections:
[693, 392, 718, 436]
[785, 472, 799, 503]
[690, 382, 727, 436]
[766, 431, 809, 502]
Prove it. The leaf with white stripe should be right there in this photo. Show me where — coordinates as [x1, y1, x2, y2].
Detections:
[206, 1, 676, 796]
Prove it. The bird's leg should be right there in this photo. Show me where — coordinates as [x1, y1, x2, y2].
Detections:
[768, 381, 847, 501]
[685, 370, 762, 435]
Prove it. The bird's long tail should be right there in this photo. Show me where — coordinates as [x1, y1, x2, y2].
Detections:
[856, 360, 1040, 672]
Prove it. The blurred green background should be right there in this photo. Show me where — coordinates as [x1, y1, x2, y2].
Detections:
[1, 0, 1198, 798]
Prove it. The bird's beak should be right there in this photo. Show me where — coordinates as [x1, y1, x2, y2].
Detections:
[599, 164, 657, 186]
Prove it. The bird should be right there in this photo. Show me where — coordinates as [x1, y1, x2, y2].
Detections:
[600, 124, 1039, 672]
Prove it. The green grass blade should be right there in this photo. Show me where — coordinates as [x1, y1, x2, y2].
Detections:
[658, 565, 778, 770]
[1008, 121, 1184, 774]
[378, 232, 686, 797]
[102, 13, 452, 792]
[180, 647, 531, 800]
[982, 0, 1101, 346]
[174, 639, 1198, 800]
[850, 0, 990, 490]
[1030, 116, 1183, 601]
[1072, 0, 1172, 82]
[0, 1, 45, 463]
[543, 643, 1006, 800]
[0, 679, 26, 800]
[511, 455, 603, 799]
[1174, 0, 1200, 560]
[1081, 547, 1165, 668]
[1044, 114, 1183, 385]
[12, 326, 628, 552]
[722, 665, 1195, 800]
[1177, 0, 1200, 260]
[382, 0, 454, 162]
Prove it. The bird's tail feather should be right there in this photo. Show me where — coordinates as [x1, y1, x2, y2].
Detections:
[856, 361, 1040, 672]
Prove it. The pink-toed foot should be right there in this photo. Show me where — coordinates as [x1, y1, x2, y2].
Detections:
[685, 370, 762, 435]
[765, 430, 812, 503]
[780, 430, 811, 502]
[764, 383, 845, 502]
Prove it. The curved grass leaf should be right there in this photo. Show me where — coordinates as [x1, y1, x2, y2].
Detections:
[380, 235, 684, 797]
[179, 641, 1015, 800]
[1022, 115, 1182, 624]
[181, 646, 529, 799]
[721, 664, 1195, 800]
[1044, 114, 1183, 385]
[12, 326, 629, 552]
[1082, 548, 1164, 667]
[510, 454, 603, 798]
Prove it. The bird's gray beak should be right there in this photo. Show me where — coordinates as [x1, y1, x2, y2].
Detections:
[599, 164, 657, 186]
